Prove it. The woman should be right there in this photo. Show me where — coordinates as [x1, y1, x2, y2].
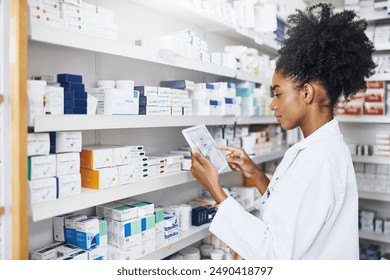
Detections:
[190, 3, 375, 259]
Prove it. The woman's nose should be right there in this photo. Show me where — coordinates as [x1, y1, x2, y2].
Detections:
[269, 99, 277, 111]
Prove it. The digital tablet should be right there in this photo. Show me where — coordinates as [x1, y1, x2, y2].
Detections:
[182, 124, 228, 173]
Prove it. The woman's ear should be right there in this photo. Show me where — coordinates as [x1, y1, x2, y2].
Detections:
[302, 83, 314, 104]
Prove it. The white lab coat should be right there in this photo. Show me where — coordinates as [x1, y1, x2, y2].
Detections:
[209, 119, 359, 259]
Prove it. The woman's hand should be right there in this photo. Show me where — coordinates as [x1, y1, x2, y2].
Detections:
[190, 149, 227, 204]
[218, 146, 260, 179]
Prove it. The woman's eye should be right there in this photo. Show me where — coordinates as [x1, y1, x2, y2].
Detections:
[274, 93, 281, 98]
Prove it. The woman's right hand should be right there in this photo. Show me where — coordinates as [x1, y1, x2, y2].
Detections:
[218, 146, 260, 179]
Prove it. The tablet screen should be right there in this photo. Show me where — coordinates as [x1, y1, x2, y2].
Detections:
[182, 124, 228, 173]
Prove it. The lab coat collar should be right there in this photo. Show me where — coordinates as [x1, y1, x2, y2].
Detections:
[291, 118, 340, 152]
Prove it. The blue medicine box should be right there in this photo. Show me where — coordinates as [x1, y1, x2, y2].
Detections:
[64, 98, 87, 108]
[138, 106, 146, 115]
[60, 82, 85, 92]
[64, 107, 87, 115]
[139, 96, 147, 107]
[57, 73, 83, 83]
[64, 90, 87, 99]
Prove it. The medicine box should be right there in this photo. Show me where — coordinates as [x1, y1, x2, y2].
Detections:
[76, 217, 100, 249]
[134, 86, 158, 97]
[28, 177, 57, 204]
[57, 73, 82, 83]
[64, 107, 87, 114]
[118, 165, 139, 185]
[56, 152, 80, 176]
[64, 90, 87, 99]
[64, 214, 87, 245]
[27, 133, 50, 156]
[53, 213, 75, 242]
[108, 244, 141, 260]
[86, 246, 104, 260]
[80, 145, 114, 169]
[164, 163, 182, 174]
[30, 242, 65, 260]
[108, 218, 142, 252]
[120, 200, 154, 218]
[80, 167, 119, 190]
[56, 244, 88, 260]
[28, 154, 56, 180]
[50, 131, 82, 153]
[103, 202, 138, 221]
[56, 173, 81, 198]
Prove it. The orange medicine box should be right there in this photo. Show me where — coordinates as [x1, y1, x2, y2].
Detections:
[364, 102, 385, 115]
[80, 146, 113, 169]
[81, 167, 118, 190]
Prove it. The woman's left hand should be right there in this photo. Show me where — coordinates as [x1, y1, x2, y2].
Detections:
[190, 149, 227, 204]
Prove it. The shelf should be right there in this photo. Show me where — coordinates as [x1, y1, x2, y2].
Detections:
[132, 0, 279, 56]
[132, 0, 236, 31]
[29, 23, 236, 78]
[366, 73, 390, 81]
[336, 115, 390, 124]
[138, 223, 211, 260]
[30, 149, 286, 222]
[33, 115, 282, 132]
[359, 191, 390, 202]
[375, 42, 390, 51]
[352, 156, 390, 164]
[236, 115, 277, 125]
[236, 71, 271, 84]
[359, 230, 390, 244]
[33, 115, 237, 132]
[364, 12, 390, 22]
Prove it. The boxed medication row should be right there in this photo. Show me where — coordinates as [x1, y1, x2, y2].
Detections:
[28, 152, 80, 179]
[28, 173, 81, 204]
[80, 145, 145, 169]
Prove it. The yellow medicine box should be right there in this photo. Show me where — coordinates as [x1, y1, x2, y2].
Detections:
[81, 167, 118, 190]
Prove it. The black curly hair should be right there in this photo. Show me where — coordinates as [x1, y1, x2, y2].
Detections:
[275, 3, 376, 109]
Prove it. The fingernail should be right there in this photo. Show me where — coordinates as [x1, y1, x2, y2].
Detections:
[191, 148, 198, 154]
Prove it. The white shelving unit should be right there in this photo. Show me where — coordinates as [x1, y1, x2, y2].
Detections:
[29, 23, 272, 85]
[33, 115, 237, 132]
[352, 156, 390, 164]
[29, 24, 237, 79]
[26, 0, 285, 259]
[359, 191, 390, 202]
[337, 115, 390, 124]
[367, 73, 390, 81]
[33, 115, 277, 132]
[359, 231, 390, 244]
[131, 0, 280, 56]
[30, 148, 287, 222]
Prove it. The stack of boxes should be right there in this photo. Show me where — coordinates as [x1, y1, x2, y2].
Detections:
[376, 132, 390, 157]
[51, 131, 82, 199]
[58, 73, 87, 115]
[364, 81, 386, 116]
[80, 144, 150, 190]
[148, 154, 184, 175]
[27, 0, 118, 40]
[159, 80, 194, 115]
[88, 80, 139, 115]
[31, 213, 108, 260]
[97, 199, 156, 259]
[27, 131, 82, 204]
[354, 162, 390, 194]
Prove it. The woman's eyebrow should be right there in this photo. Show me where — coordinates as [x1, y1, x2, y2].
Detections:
[272, 84, 280, 91]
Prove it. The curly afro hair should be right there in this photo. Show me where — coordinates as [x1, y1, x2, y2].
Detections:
[275, 3, 376, 109]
